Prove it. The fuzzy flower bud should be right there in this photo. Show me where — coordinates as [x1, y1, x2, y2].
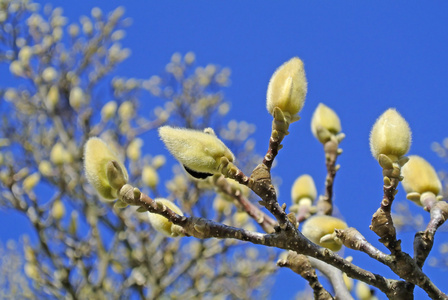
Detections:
[46, 85, 60, 111]
[42, 67, 58, 82]
[23, 173, 40, 192]
[311, 103, 341, 143]
[301, 215, 347, 251]
[291, 174, 317, 204]
[52, 200, 65, 220]
[101, 101, 117, 121]
[84, 137, 128, 200]
[18, 46, 33, 65]
[159, 126, 234, 179]
[147, 198, 183, 237]
[142, 165, 159, 188]
[38, 160, 53, 177]
[69, 87, 84, 110]
[266, 57, 307, 122]
[50, 142, 71, 165]
[126, 138, 143, 161]
[402, 155, 442, 204]
[369, 108, 411, 161]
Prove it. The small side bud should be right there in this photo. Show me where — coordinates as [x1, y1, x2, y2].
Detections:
[311, 103, 342, 144]
[369, 108, 411, 162]
[266, 57, 307, 122]
[301, 215, 348, 251]
[291, 174, 317, 204]
[52, 200, 65, 220]
[159, 126, 234, 178]
[84, 137, 128, 200]
[402, 155, 442, 205]
[147, 198, 184, 237]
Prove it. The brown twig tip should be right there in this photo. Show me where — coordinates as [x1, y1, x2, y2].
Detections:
[370, 206, 400, 251]
[278, 251, 334, 300]
[335, 228, 365, 251]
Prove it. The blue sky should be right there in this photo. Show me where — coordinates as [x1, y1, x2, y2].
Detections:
[2, 1, 448, 299]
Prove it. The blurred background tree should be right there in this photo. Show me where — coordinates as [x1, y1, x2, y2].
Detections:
[0, 1, 447, 299]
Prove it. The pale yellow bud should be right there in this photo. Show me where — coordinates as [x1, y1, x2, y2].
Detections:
[68, 24, 79, 37]
[301, 215, 347, 251]
[355, 281, 374, 300]
[266, 57, 307, 122]
[52, 200, 65, 220]
[311, 103, 341, 143]
[402, 155, 441, 196]
[84, 137, 128, 200]
[42, 67, 58, 82]
[46, 85, 60, 110]
[101, 101, 117, 121]
[18, 46, 33, 65]
[24, 263, 40, 280]
[50, 143, 67, 165]
[213, 196, 232, 215]
[23, 173, 40, 192]
[126, 138, 143, 161]
[118, 101, 133, 120]
[343, 273, 354, 291]
[370, 109, 411, 161]
[184, 51, 195, 65]
[159, 126, 234, 178]
[10, 60, 24, 77]
[147, 198, 183, 237]
[152, 155, 166, 169]
[69, 87, 84, 110]
[142, 165, 159, 188]
[291, 174, 317, 204]
[4, 89, 18, 102]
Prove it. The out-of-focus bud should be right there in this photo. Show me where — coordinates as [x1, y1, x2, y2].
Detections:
[68, 24, 79, 37]
[42, 67, 58, 82]
[301, 215, 347, 251]
[84, 137, 128, 200]
[126, 138, 143, 161]
[152, 155, 166, 169]
[266, 57, 307, 123]
[69, 87, 84, 110]
[10, 60, 25, 77]
[370, 108, 411, 162]
[401, 155, 442, 206]
[50, 142, 69, 165]
[343, 273, 354, 292]
[101, 101, 117, 121]
[46, 85, 60, 111]
[213, 196, 232, 215]
[311, 103, 341, 144]
[356, 281, 376, 300]
[23, 173, 40, 192]
[184, 52, 195, 65]
[118, 101, 134, 121]
[291, 174, 317, 205]
[52, 200, 65, 220]
[142, 165, 158, 189]
[159, 126, 234, 179]
[24, 263, 40, 280]
[147, 198, 184, 237]
[18, 46, 33, 65]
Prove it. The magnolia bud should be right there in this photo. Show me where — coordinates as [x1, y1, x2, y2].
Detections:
[147, 198, 183, 237]
[18, 46, 33, 65]
[52, 200, 65, 220]
[10, 60, 24, 77]
[402, 155, 442, 201]
[101, 101, 117, 121]
[370, 109, 411, 162]
[23, 173, 40, 192]
[152, 155, 166, 169]
[46, 85, 60, 111]
[118, 101, 134, 121]
[142, 165, 159, 188]
[50, 143, 67, 165]
[159, 126, 234, 178]
[38, 160, 53, 177]
[84, 137, 128, 200]
[266, 57, 307, 122]
[301, 215, 347, 251]
[42, 67, 58, 82]
[311, 103, 341, 143]
[291, 174, 317, 204]
[126, 138, 143, 161]
[69, 87, 84, 110]
[355, 281, 375, 300]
